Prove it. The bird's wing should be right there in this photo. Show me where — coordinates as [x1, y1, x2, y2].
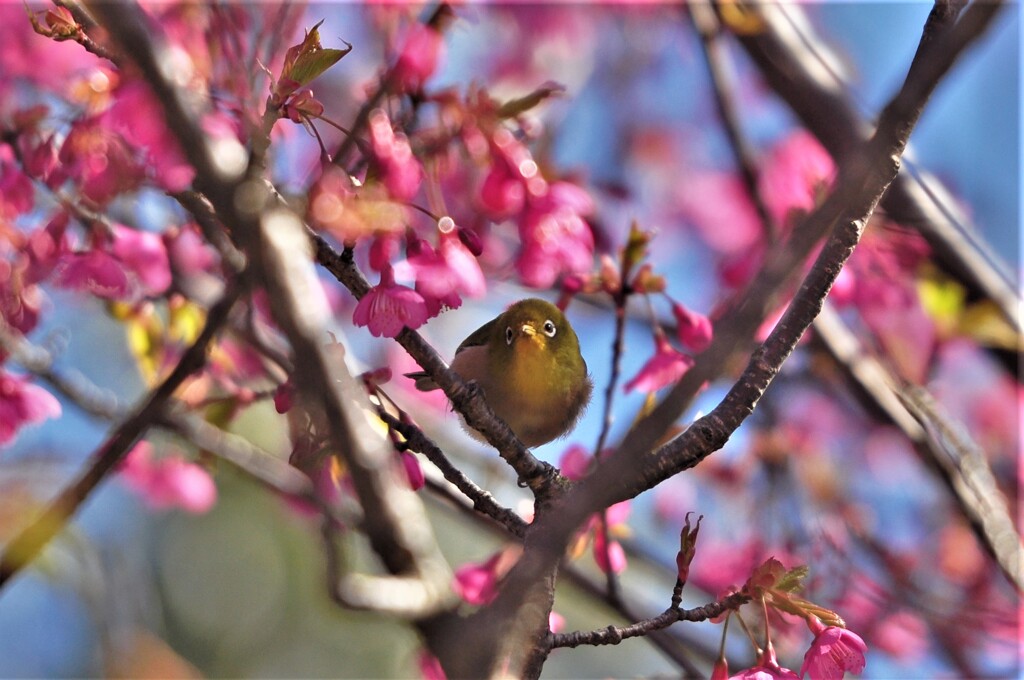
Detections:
[405, 318, 495, 391]
[454, 318, 495, 355]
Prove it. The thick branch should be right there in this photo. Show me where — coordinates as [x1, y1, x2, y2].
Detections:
[454, 4, 1002, 675]
[90, 1, 455, 619]
[730, 1, 1021, 333]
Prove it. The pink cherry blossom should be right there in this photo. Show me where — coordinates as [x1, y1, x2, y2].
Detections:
[163, 223, 220, 277]
[479, 159, 526, 219]
[718, 246, 765, 290]
[549, 611, 565, 634]
[624, 335, 695, 393]
[0, 370, 61, 446]
[758, 130, 835, 229]
[273, 379, 294, 414]
[0, 152, 33, 220]
[282, 88, 324, 124]
[396, 232, 486, 307]
[368, 109, 422, 202]
[478, 129, 532, 219]
[517, 181, 595, 289]
[592, 528, 627, 574]
[870, 611, 928, 663]
[558, 443, 591, 480]
[453, 552, 504, 605]
[58, 118, 144, 204]
[55, 249, 131, 299]
[369, 234, 400, 273]
[118, 442, 217, 514]
[731, 643, 800, 680]
[800, 617, 868, 680]
[392, 23, 444, 92]
[103, 80, 195, 192]
[111, 225, 172, 296]
[19, 133, 62, 186]
[0, 4, 101, 96]
[24, 212, 70, 284]
[352, 265, 428, 338]
[0, 272, 43, 339]
[712, 658, 730, 680]
[676, 171, 763, 256]
[672, 300, 713, 352]
[417, 650, 446, 680]
[856, 274, 935, 383]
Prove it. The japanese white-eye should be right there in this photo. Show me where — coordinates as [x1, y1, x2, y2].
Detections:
[407, 298, 593, 447]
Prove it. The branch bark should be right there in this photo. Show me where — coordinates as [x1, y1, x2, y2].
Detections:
[730, 1, 1021, 334]
[445, 4, 1003, 676]
[89, 0, 456, 622]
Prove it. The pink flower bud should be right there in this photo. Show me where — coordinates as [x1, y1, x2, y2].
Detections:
[672, 301, 713, 353]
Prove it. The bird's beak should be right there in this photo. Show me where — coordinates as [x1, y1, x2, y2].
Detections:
[519, 323, 545, 349]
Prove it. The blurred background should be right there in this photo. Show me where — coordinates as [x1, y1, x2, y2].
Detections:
[0, 2, 1018, 678]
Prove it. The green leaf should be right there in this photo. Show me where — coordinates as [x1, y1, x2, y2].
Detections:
[280, 20, 352, 90]
[497, 81, 566, 118]
[775, 564, 809, 593]
[289, 45, 350, 87]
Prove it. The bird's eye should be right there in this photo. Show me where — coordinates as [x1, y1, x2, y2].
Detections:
[542, 320, 557, 337]
[505, 326, 514, 345]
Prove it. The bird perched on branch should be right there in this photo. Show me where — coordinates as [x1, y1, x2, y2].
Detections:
[406, 298, 592, 447]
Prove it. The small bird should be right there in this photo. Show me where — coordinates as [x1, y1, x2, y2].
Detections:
[406, 298, 593, 447]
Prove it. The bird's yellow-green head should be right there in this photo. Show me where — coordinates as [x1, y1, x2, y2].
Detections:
[487, 298, 582, 371]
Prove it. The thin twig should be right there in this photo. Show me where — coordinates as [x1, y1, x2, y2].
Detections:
[0, 323, 123, 422]
[687, 0, 777, 240]
[0, 281, 243, 588]
[376, 410, 528, 538]
[549, 591, 749, 650]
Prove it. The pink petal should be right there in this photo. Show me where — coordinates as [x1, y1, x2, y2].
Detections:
[401, 451, 425, 491]
[111, 225, 172, 295]
[57, 250, 131, 299]
[0, 372, 61, 445]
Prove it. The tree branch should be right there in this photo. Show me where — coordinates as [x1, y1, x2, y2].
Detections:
[376, 410, 528, 539]
[729, 0, 1021, 334]
[0, 280, 242, 589]
[310, 232, 560, 494]
[89, 0, 456, 621]
[549, 591, 749, 650]
[452, 4, 1003, 676]
[0, 323, 123, 422]
[687, 0, 778, 239]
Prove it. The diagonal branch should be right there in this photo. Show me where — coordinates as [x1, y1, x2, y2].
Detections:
[89, 0, 456, 620]
[0, 280, 243, 589]
[376, 410, 529, 538]
[311, 233, 559, 494]
[449, 4, 1003, 676]
[729, 0, 1021, 334]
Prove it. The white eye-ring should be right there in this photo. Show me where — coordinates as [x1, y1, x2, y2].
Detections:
[505, 326, 514, 345]
[542, 320, 557, 337]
